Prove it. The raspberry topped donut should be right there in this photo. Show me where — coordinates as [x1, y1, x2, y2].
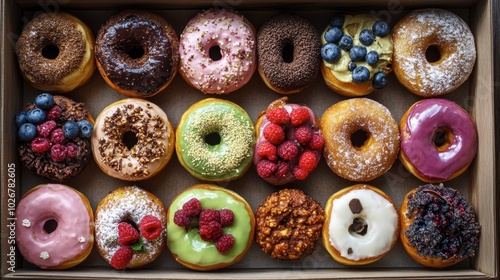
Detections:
[179, 9, 256, 94]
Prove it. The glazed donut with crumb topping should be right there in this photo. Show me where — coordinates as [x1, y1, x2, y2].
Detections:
[16, 12, 95, 93]
[179, 9, 256, 94]
[95, 10, 179, 98]
[91, 98, 175, 181]
[320, 98, 399, 181]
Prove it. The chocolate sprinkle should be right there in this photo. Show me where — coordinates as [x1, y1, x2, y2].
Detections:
[347, 247, 353, 254]
[349, 198, 363, 214]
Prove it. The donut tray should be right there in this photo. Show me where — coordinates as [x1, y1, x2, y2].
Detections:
[1, 0, 498, 279]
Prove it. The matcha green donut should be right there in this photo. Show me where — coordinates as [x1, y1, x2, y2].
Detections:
[175, 98, 255, 182]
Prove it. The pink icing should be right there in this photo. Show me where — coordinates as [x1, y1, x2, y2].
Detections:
[179, 9, 256, 94]
[400, 98, 478, 180]
[15, 184, 92, 269]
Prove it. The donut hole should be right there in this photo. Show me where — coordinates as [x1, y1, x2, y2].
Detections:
[282, 41, 294, 63]
[350, 129, 370, 149]
[124, 219, 140, 231]
[41, 45, 59, 60]
[209, 45, 222, 61]
[425, 45, 441, 63]
[348, 217, 368, 237]
[127, 46, 145, 59]
[43, 219, 58, 234]
[123, 131, 139, 150]
[433, 128, 453, 151]
[205, 132, 221, 146]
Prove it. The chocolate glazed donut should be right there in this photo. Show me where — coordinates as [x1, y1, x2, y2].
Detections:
[95, 10, 179, 98]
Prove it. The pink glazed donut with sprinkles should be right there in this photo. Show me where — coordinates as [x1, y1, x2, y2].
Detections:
[15, 184, 94, 269]
[399, 98, 478, 183]
[179, 9, 256, 94]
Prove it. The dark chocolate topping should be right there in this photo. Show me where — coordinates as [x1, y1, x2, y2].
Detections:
[95, 10, 179, 96]
[257, 13, 321, 91]
[349, 198, 363, 214]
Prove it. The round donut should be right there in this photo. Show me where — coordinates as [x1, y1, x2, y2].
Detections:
[15, 184, 94, 269]
[322, 184, 399, 265]
[320, 98, 399, 181]
[320, 14, 393, 97]
[91, 98, 175, 181]
[399, 98, 478, 183]
[175, 98, 255, 182]
[167, 184, 255, 271]
[94, 186, 167, 269]
[400, 183, 481, 268]
[392, 9, 476, 97]
[257, 13, 321, 94]
[16, 93, 94, 181]
[16, 12, 95, 93]
[254, 97, 324, 185]
[179, 9, 256, 94]
[255, 189, 325, 260]
[95, 10, 179, 98]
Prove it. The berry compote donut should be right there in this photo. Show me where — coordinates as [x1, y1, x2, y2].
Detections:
[179, 9, 256, 94]
[167, 184, 255, 271]
[399, 98, 478, 183]
[91, 98, 175, 181]
[95, 10, 179, 98]
[94, 186, 167, 270]
[322, 184, 399, 265]
[255, 189, 325, 260]
[254, 97, 324, 185]
[15, 184, 94, 269]
[320, 98, 399, 181]
[392, 9, 476, 97]
[16, 12, 95, 93]
[321, 14, 393, 97]
[257, 13, 321, 94]
[16, 93, 94, 181]
[400, 183, 481, 268]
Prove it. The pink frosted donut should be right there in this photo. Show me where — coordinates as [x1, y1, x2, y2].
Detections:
[399, 98, 478, 182]
[15, 184, 94, 269]
[179, 9, 256, 94]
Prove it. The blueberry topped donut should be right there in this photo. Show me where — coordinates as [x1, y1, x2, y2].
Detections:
[257, 13, 321, 94]
[95, 10, 179, 97]
[321, 14, 393, 97]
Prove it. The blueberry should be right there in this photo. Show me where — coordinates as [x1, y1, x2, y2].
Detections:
[349, 46, 367, 62]
[27, 108, 46, 124]
[15, 111, 28, 128]
[329, 15, 344, 28]
[321, 43, 341, 63]
[63, 120, 80, 139]
[365, 51, 379, 65]
[359, 29, 375, 46]
[324, 27, 343, 43]
[35, 93, 55, 110]
[352, 66, 370, 84]
[338, 35, 353, 51]
[18, 123, 37, 142]
[77, 120, 93, 138]
[373, 20, 390, 37]
[348, 61, 357, 72]
[372, 71, 388, 89]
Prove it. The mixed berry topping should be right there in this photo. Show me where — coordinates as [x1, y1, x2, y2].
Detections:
[173, 198, 236, 254]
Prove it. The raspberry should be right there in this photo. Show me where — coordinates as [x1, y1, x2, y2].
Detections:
[256, 141, 277, 161]
[299, 151, 318, 172]
[66, 142, 78, 158]
[274, 160, 290, 178]
[219, 209, 234, 227]
[290, 107, 310, 127]
[117, 222, 139, 245]
[110, 246, 133, 270]
[173, 209, 192, 227]
[139, 215, 163, 240]
[308, 134, 325, 151]
[31, 137, 50, 153]
[295, 126, 312, 145]
[37, 120, 57, 138]
[50, 128, 66, 144]
[50, 144, 68, 162]
[265, 108, 290, 125]
[215, 234, 235, 254]
[199, 220, 223, 242]
[199, 209, 220, 227]
[256, 160, 277, 178]
[182, 198, 202, 218]
[293, 166, 310, 180]
[263, 123, 285, 145]
[46, 105, 62, 121]
[277, 141, 299, 161]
